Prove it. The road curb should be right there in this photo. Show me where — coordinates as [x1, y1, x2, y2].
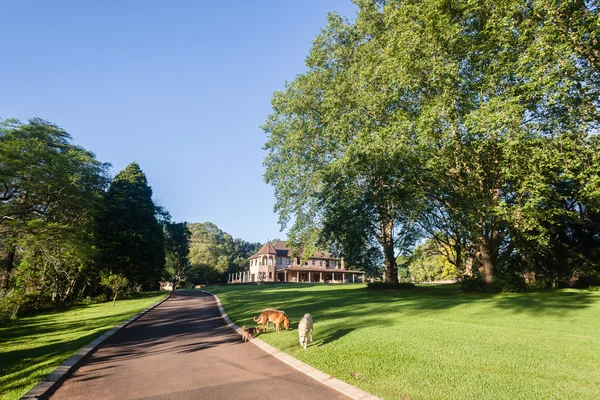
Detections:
[198, 290, 381, 400]
[21, 292, 172, 399]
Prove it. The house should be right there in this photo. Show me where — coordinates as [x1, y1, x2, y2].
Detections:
[227, 241, 365, 284]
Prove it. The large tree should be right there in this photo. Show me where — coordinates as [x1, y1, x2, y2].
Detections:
[263, 8, 422, 284]
[0, 119, 108, 295]
[97, 162, 165, 290]
[164, 221, 191, 290]
[263, 0, 599, 287]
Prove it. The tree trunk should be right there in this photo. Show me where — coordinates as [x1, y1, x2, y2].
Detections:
[113, 291, 118, 306]
[2, 247, 16, 290]
[478, 242, 495, 284]
[381, 220, 398, 284]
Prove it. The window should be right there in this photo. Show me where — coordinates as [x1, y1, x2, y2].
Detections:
[311, 260, 316, 266]
[277, 257, 282, 265]
[286, 258, 290, 265]
[319, 260, 323, 267]
[331, 261, 336, 268]
[269, 272, 272, 279]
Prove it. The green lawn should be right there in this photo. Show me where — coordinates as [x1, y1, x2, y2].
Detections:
[204, 283, 600, 400]
[0, 292, 167, 400]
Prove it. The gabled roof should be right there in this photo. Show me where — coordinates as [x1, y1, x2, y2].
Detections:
[249, 241, 340, 261]
[253, 241, 277, 257]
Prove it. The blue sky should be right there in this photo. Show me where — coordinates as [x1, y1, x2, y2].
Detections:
[1, 1, 357, 243]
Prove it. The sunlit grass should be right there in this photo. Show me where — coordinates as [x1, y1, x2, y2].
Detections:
[205, 283, 600, 400]
[0, 292, 167, 400]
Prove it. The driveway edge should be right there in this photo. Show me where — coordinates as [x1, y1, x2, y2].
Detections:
[198, 290, 381, 400]
[21, 292, 172, 399]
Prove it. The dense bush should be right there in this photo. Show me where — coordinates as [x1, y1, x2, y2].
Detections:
[572, 275, 600, 289]
[496, 273, 527, 293]
[367, 281, 416, 290]
[461, 274, 527, 293]
[461, 276, 497, 293]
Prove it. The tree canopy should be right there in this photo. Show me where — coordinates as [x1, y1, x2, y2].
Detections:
[263, 0, 600, 287]
[186, 222, 261, 284]
[96, 162, 166, 291]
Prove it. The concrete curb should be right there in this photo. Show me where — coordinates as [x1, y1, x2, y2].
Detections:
[198, 290, 381, 400]
[21, 292, 172, 399]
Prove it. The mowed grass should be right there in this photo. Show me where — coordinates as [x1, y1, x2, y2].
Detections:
[0, 292, 167, 400]
[205, 283, 600, 400]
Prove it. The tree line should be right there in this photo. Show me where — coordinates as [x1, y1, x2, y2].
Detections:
[0, 119, 192, 320]
[186, 222, 262, 285]
[0, 118, 263, 321]
[263, 0, 600, 290]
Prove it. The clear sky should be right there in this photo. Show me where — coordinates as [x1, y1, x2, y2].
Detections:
[1, 1, 357, 243]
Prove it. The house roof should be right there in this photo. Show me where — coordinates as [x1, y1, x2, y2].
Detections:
[249, 241, 340, 261]
[273, 241, 290, 257]
[253, 241, 277, 257]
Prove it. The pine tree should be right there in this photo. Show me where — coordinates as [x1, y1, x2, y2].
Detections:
[97, 162, 165, 290]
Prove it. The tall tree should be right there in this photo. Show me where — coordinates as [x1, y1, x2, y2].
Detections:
[263, 0, 599, 287]
[263, 9, 422, 284]
[97, 162, 165, 290]
[0, 119, 108, 293]
[164, 222, 191, 290]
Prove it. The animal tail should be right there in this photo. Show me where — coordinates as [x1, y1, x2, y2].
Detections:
[253, 316, 260, 323]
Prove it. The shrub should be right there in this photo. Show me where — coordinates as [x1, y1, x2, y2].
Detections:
[0, 289, 35, 324]
[461, 273, 527, 293]
[462, 276, 490, 293]
[572, 275, 600, 289]
[496, 273, 527, 293]
[367, 281, 415, 290]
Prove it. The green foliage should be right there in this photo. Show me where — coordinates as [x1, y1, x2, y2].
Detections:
[100, 273, 129, 305]
[573, 275, 600, 290]
[186, 222, 261, 284]
[263, 7, 423, 284]
[263, 0, 600, 285]
[0, 119, 109, 313]
[408, 239, 457, 282]
[96, 162, 165, 291]
[461, 274, 527, 294]
[461, 277, 499, 294]
[163, 222, 191, 289]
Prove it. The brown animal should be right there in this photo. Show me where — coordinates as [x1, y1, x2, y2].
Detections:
[253, 309, 291, 332]
[241, 326, 262, 342]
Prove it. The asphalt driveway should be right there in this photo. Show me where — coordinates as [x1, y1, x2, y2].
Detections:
[50, 290, 348, 400]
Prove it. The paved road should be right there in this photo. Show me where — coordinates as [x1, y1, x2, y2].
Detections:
[50, 290, 348, 400]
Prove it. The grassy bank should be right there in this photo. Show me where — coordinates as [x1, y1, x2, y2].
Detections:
[205, 284, 600, 400]
[0, 291, 167, 400]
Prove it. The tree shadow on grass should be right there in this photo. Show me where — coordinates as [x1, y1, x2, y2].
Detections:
[313, 328, 354, 346]
[213, 284, 600, 335]
[0, 330, 102, 395]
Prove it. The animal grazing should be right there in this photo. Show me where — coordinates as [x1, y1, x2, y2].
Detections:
[253, 309, 291, 332]
[297, 313, 313, 349]
[241, 326, 261, 342]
